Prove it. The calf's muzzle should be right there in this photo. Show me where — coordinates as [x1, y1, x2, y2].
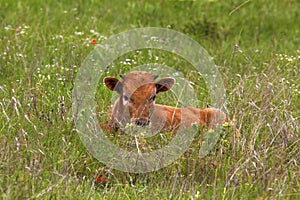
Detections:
[133, 118, 150, 126]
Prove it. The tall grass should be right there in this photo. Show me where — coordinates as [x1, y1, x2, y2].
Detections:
[0, 0, 299, 199]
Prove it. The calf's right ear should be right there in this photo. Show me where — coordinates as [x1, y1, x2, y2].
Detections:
[104, 77, 122, 93]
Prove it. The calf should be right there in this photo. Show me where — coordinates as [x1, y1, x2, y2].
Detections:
[104, 71, 230, 133]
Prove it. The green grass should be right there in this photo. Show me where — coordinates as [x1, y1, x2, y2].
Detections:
[0, 0, 299, 199]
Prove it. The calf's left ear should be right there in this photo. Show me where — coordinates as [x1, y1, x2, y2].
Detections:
[156, 78, 175, 93]
[103, 77, 122, 93]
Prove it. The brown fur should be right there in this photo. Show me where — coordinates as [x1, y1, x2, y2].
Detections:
[104, 71, 231, 133]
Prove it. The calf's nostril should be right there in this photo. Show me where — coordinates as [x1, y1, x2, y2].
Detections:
[135, 118, 150, 126]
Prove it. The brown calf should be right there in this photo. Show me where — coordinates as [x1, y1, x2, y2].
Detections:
[104, 71, 230, 133]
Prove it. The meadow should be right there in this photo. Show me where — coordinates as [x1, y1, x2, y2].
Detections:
[0, 0, 299, 199]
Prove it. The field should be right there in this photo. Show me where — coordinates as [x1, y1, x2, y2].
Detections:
[0, 0, 299, 199]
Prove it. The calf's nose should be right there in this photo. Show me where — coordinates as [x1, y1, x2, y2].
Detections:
[134, 118, 150, 126]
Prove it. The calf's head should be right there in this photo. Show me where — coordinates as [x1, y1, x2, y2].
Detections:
[104, 71, 175, 126]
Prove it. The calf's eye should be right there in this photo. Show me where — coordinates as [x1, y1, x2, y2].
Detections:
[123, 95, 130, 104]
[123, 95, 129, 101]
[149, 95, 156, 102]
[123, 95, 133, 104]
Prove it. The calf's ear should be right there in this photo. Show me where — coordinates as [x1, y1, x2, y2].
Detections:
[156, 78, 175, 93]
[104, 77, 122, 93]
